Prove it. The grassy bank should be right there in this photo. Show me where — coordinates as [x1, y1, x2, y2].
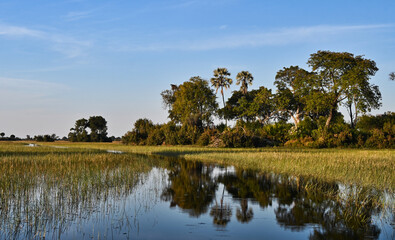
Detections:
[5, 141, 393, 191]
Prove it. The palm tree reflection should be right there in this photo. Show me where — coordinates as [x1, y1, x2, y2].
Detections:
[236, 199, 253, 223]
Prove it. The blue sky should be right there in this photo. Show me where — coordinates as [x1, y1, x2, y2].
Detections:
[0, 0, 394, 137]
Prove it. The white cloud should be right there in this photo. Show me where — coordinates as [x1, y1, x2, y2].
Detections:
[117, 24, 392, 52]
[0, 22, 91, 58]
[0, 24, 43, 37]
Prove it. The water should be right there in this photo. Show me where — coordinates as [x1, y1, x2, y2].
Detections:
[0, 154, 393, 239]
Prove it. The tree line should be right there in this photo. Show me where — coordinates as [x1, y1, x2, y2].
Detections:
[122, 50, 394, 148]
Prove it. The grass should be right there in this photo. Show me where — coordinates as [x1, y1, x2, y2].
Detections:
[0, 141, 393, 237]
[22, 141, 395, 191]
[0, 142, 160, 239]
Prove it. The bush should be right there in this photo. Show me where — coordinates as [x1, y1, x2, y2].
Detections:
[197, 129, 218, 146]
[260, 121, 293, 145]
[161, 122, 179, 145]
[146, 128, 165, 145]
[221, 127, 270, 148]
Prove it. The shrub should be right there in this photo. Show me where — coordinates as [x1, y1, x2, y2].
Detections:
[197, 129, 218, 146]
[146, 128, 165, 145]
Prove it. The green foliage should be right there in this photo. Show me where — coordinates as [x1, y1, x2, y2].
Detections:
[260, 121, 293, 144]
[221, 127, 270, 148]
[161, 77, 217, 130]
[34, 134, 58, 142]
[69, 116, 110, 142]
[236, 71, 253, 95]
[146, 127, 165, 146]
[222, 87, 276, 124]
[307, 51, 380, 129]
[122, 118, 154, 145]
[211, 68, 233, 108]
[160, 122, 179, 145]
[197, 129, 218, 146]
[275, 66, 313, 127]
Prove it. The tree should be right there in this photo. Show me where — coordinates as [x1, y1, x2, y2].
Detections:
[68, 118, 89, 142]
[88, 116, 109, 142]
[307, 51, 380, 130]
[221, 87, 276, 124]
[236, 71, 253, 95]
[161, 76, 217, 130]
[68, 116, 110, 142]
[211, 68, 232, 125]
[0, 132, 4, 138]
[275, 66, 313, 129]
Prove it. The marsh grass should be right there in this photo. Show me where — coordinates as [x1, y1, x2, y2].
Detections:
[28, 141, 394, 191]
[0, 141, 393, 238]
[0, 142, 160, 239]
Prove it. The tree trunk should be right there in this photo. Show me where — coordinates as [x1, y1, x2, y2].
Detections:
[221, 87, 227, 126]
[291, 108, 301, 129]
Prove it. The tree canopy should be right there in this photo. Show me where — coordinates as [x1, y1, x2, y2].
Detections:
[161, 76, 217, 130]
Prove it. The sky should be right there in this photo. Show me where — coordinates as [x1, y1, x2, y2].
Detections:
[0, 0, 394, 138]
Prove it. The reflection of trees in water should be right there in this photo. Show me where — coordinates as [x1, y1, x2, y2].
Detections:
[236, 199, 253, 223]
[218, 169, 383, 239]
[210, 184, 232, 227]
[160, 160, 386, 239]
[0, 153, 154, 239]
[161, 160, 217, 217]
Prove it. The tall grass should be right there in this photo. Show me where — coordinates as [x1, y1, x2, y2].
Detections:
[30, 141, 395, 191]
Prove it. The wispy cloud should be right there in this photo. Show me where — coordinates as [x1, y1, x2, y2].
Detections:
[116, 24, 391, 52]
[63, 10, 94, 22]
[0, 22, 91, 58]
[0, 24, 43, 37]
[0, 77, 69, 105]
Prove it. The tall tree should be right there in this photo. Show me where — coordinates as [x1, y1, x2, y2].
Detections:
[307, 51, 380, 130]
[211, 68, 233, 109]
[275, 66, 313, 129]
[88, 116, 109, 142]
[161, 76, 217, 130]
[236, 71, 253, 95]
[211, 68, 232, 126]
[68, 118, 89, 142]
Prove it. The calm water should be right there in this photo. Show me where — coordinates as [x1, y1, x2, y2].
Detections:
[0, 153, 393, 239]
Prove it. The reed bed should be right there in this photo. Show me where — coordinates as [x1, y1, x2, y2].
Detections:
[0, 142, 158, 239]
[29, 141, 394, 191]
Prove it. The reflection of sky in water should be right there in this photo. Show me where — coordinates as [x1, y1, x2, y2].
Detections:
[1, 156, 393, 239]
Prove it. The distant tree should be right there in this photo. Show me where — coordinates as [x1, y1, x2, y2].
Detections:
[275, 66, 313, 129]
[0, 132, 4, 138]
[161, 77, 217, 130]
[389, 72, 395, 81]
[236, 71, 253, 95]
[68, 116, 110, 142]
[10, 134, 15, 140]
[88, 116, 109, 142]
[307, 51, 380, 130]
[34, 134, 57, 142]
[68, 118, 89, 142]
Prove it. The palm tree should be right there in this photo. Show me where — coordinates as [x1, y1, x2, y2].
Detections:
[236, 71, 253, 95]
[211, 68, 232, 109]
[211, 68, 232, 126]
